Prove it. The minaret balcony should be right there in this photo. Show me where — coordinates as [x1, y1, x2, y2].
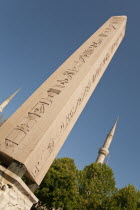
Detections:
[99, 147, 109, 156]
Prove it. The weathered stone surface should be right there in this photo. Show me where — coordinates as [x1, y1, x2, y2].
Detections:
[0, 16, 127, 184]
[0, 165, 38, 210]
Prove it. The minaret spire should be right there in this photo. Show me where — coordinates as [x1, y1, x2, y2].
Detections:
[0, 88, 21, 113]
[96, 117, 119, 164]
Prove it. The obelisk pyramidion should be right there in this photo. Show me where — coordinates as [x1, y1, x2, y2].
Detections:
[0, 16, 127, 185]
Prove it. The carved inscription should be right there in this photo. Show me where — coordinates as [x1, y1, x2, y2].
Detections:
[47, 139, 55, 153]
[5, 17, 125, 149]
[31, 26, 126, 178]
[5, 117, 37, 147]
[59, 81, 91, 133]
[31, 138, 55, 177]
[58, 28, 125, 135]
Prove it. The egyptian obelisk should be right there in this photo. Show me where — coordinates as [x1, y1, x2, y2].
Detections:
[0, 17, 127, 208]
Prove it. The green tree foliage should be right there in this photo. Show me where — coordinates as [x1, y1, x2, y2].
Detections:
[102, 185, 140, 210]
[35, 158, 79, 210]
[79, 163, 116, 209]
[34, 158, 140, 210]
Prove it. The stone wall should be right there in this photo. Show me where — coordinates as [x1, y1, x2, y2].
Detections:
[0, 165, 38, 210]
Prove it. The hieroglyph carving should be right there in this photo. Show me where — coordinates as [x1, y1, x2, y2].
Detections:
[0, 16, 127, 184]
[31, 26, 125, 179]
[5, 17, 124, 149]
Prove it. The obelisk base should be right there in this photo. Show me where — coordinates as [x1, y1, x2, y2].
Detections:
[0, 165, 38, 210]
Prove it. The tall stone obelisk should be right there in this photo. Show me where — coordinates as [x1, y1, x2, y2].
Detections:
[0, 16, 127, 209]
[96, 117, 119, 164]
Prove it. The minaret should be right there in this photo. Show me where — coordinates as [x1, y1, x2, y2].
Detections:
[96, 117, 119, 164]
[0, 88, 20, 113]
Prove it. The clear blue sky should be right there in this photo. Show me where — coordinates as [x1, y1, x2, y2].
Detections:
[0, 0, 139, 189]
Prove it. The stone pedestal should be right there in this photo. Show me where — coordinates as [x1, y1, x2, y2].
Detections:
[0, 165, 38, 210]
